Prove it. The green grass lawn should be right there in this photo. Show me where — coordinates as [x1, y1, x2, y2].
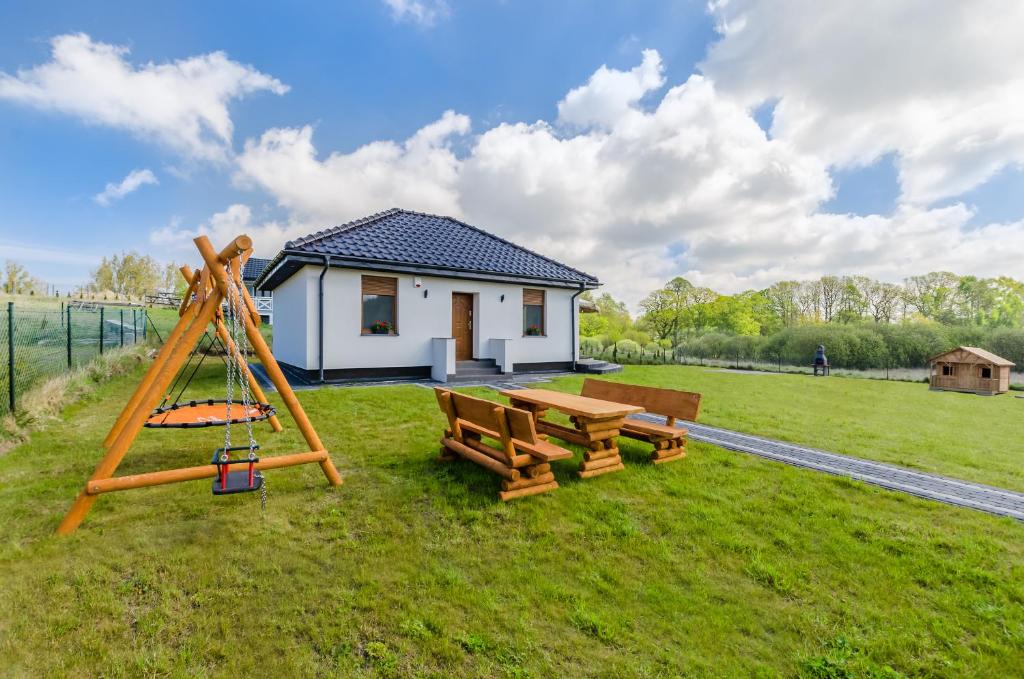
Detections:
[0, 364, 1022, 677]
[530, 365, 1024, 492]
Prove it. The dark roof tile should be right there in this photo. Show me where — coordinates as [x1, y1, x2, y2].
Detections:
[259, 208, 597, 289]
[242, 257, 271, 282]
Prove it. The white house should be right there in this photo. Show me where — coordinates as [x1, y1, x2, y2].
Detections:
[241, 256, 274, 324]
[253, 209, 601, 382]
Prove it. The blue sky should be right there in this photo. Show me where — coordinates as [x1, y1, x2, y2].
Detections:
[1, 1, 1022, 305]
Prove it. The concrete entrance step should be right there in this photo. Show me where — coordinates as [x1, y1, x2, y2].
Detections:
[455, 359, 502, 377]
[575, 358, 623, 374]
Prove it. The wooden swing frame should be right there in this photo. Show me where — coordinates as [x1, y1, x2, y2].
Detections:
[57, 234, 343, 535]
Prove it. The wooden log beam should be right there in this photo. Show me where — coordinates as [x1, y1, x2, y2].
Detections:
[578, 463, 625, 479]
[442, 438, 520, 481]
[87, 451, 328, 494]
[535, 420, 589, 446]
[583, 447, 618, 462]
[501, 472, 556, 491]
[573, 419, 625, 433]
[580, 454, 622, 472]
[218, 235, 252, 262]
[463, 437, 534, 468]
[499, 481, 558, 501]
[178, 268, 202, 316]
[525, 463, 551, 478]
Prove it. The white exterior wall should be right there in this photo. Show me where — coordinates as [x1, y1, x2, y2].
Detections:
[270, 268, 317, 369]
[272, 265, 581, 372]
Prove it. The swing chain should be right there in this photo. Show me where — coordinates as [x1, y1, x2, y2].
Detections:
[225, 253, 266, 508]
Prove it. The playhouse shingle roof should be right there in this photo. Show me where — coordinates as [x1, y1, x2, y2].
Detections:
[254, 208, 599, 290]
[929, 346, 1015, 367]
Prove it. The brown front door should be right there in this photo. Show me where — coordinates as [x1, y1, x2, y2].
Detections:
[452, 293, 473, 360]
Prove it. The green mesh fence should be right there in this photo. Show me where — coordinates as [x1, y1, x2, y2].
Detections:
[1, 303, 152, 415]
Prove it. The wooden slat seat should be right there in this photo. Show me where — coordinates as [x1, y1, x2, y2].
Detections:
[434, 388, 571, 500]
[620, 420, 688, 441]
[514, 437, 574, 462]
[580, 379, 702, 464]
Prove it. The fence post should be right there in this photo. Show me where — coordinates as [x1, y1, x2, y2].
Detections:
[99, 307, 105, 356]
[7, 302, 14, 412]
[120, 309, 124, 347]
[66, 307, 72, 369]
[132, 309, 137, 344]
[143, 309, 147, 340]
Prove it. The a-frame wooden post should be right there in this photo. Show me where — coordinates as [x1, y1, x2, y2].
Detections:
[57, 234, 341, 535]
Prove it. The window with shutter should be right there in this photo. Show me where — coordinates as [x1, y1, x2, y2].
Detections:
[523, 288, 545, 336]
[362, 275, 398, 334]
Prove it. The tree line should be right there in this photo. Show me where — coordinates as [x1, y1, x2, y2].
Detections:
[3, 252, 185, 300]
[88, 252, 183, 298]
[2, 261, 46, 295]
[580, 272, 1024, 369]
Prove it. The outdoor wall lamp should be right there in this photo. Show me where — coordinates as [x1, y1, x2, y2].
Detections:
[500, 294, 505, 302]
[424, 289, 429, 298]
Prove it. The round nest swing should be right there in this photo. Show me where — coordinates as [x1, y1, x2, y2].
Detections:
[145, 399, 276, 429]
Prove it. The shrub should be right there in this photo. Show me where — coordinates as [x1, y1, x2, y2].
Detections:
[580, 336, 604, 357]
[614, 339, 641, 358]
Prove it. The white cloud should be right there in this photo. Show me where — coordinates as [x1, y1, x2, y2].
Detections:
[150, 204, 304, 258]
[557, 48, 665, 129]
[94, 168, 158, 205]
[0, 33, 288, 161]
[381, 0, 450, 27]
[203, 32, 1024, 310]
[701, 0, 1024, 205]
[234, 110, 469, 222]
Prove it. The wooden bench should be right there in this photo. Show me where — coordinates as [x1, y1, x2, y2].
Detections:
[579, 379, 701, 464]
[434, 388, 573, 500]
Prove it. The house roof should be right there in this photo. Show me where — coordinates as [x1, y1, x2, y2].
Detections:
[254, 208, 599, 291]
[928, 346, 1015, 367]
[242, 257, 272, 282]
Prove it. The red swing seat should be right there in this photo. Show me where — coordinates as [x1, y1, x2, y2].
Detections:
[211, 445, 264, 495]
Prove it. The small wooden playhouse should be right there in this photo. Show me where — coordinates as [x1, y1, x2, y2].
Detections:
[928, 346, 1015, 395]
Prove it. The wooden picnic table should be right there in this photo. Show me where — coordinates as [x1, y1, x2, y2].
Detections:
[498, 388, 644, 478]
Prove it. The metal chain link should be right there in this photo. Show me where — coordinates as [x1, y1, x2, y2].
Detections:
[227, 256, 265, 511]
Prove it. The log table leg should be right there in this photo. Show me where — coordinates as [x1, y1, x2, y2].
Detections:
[578, 434, 625, 478]
[499, 462, 558, 501]
[508, 397, 627, 479]
[572, 416, 625, 478]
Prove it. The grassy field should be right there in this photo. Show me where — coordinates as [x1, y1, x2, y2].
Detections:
[0, 364, 1022, 676]
[532, 366, 1024, 493]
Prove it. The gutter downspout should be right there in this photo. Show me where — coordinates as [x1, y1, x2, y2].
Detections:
[570, 283, 585, 372]
[318, 254, 331, 383]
